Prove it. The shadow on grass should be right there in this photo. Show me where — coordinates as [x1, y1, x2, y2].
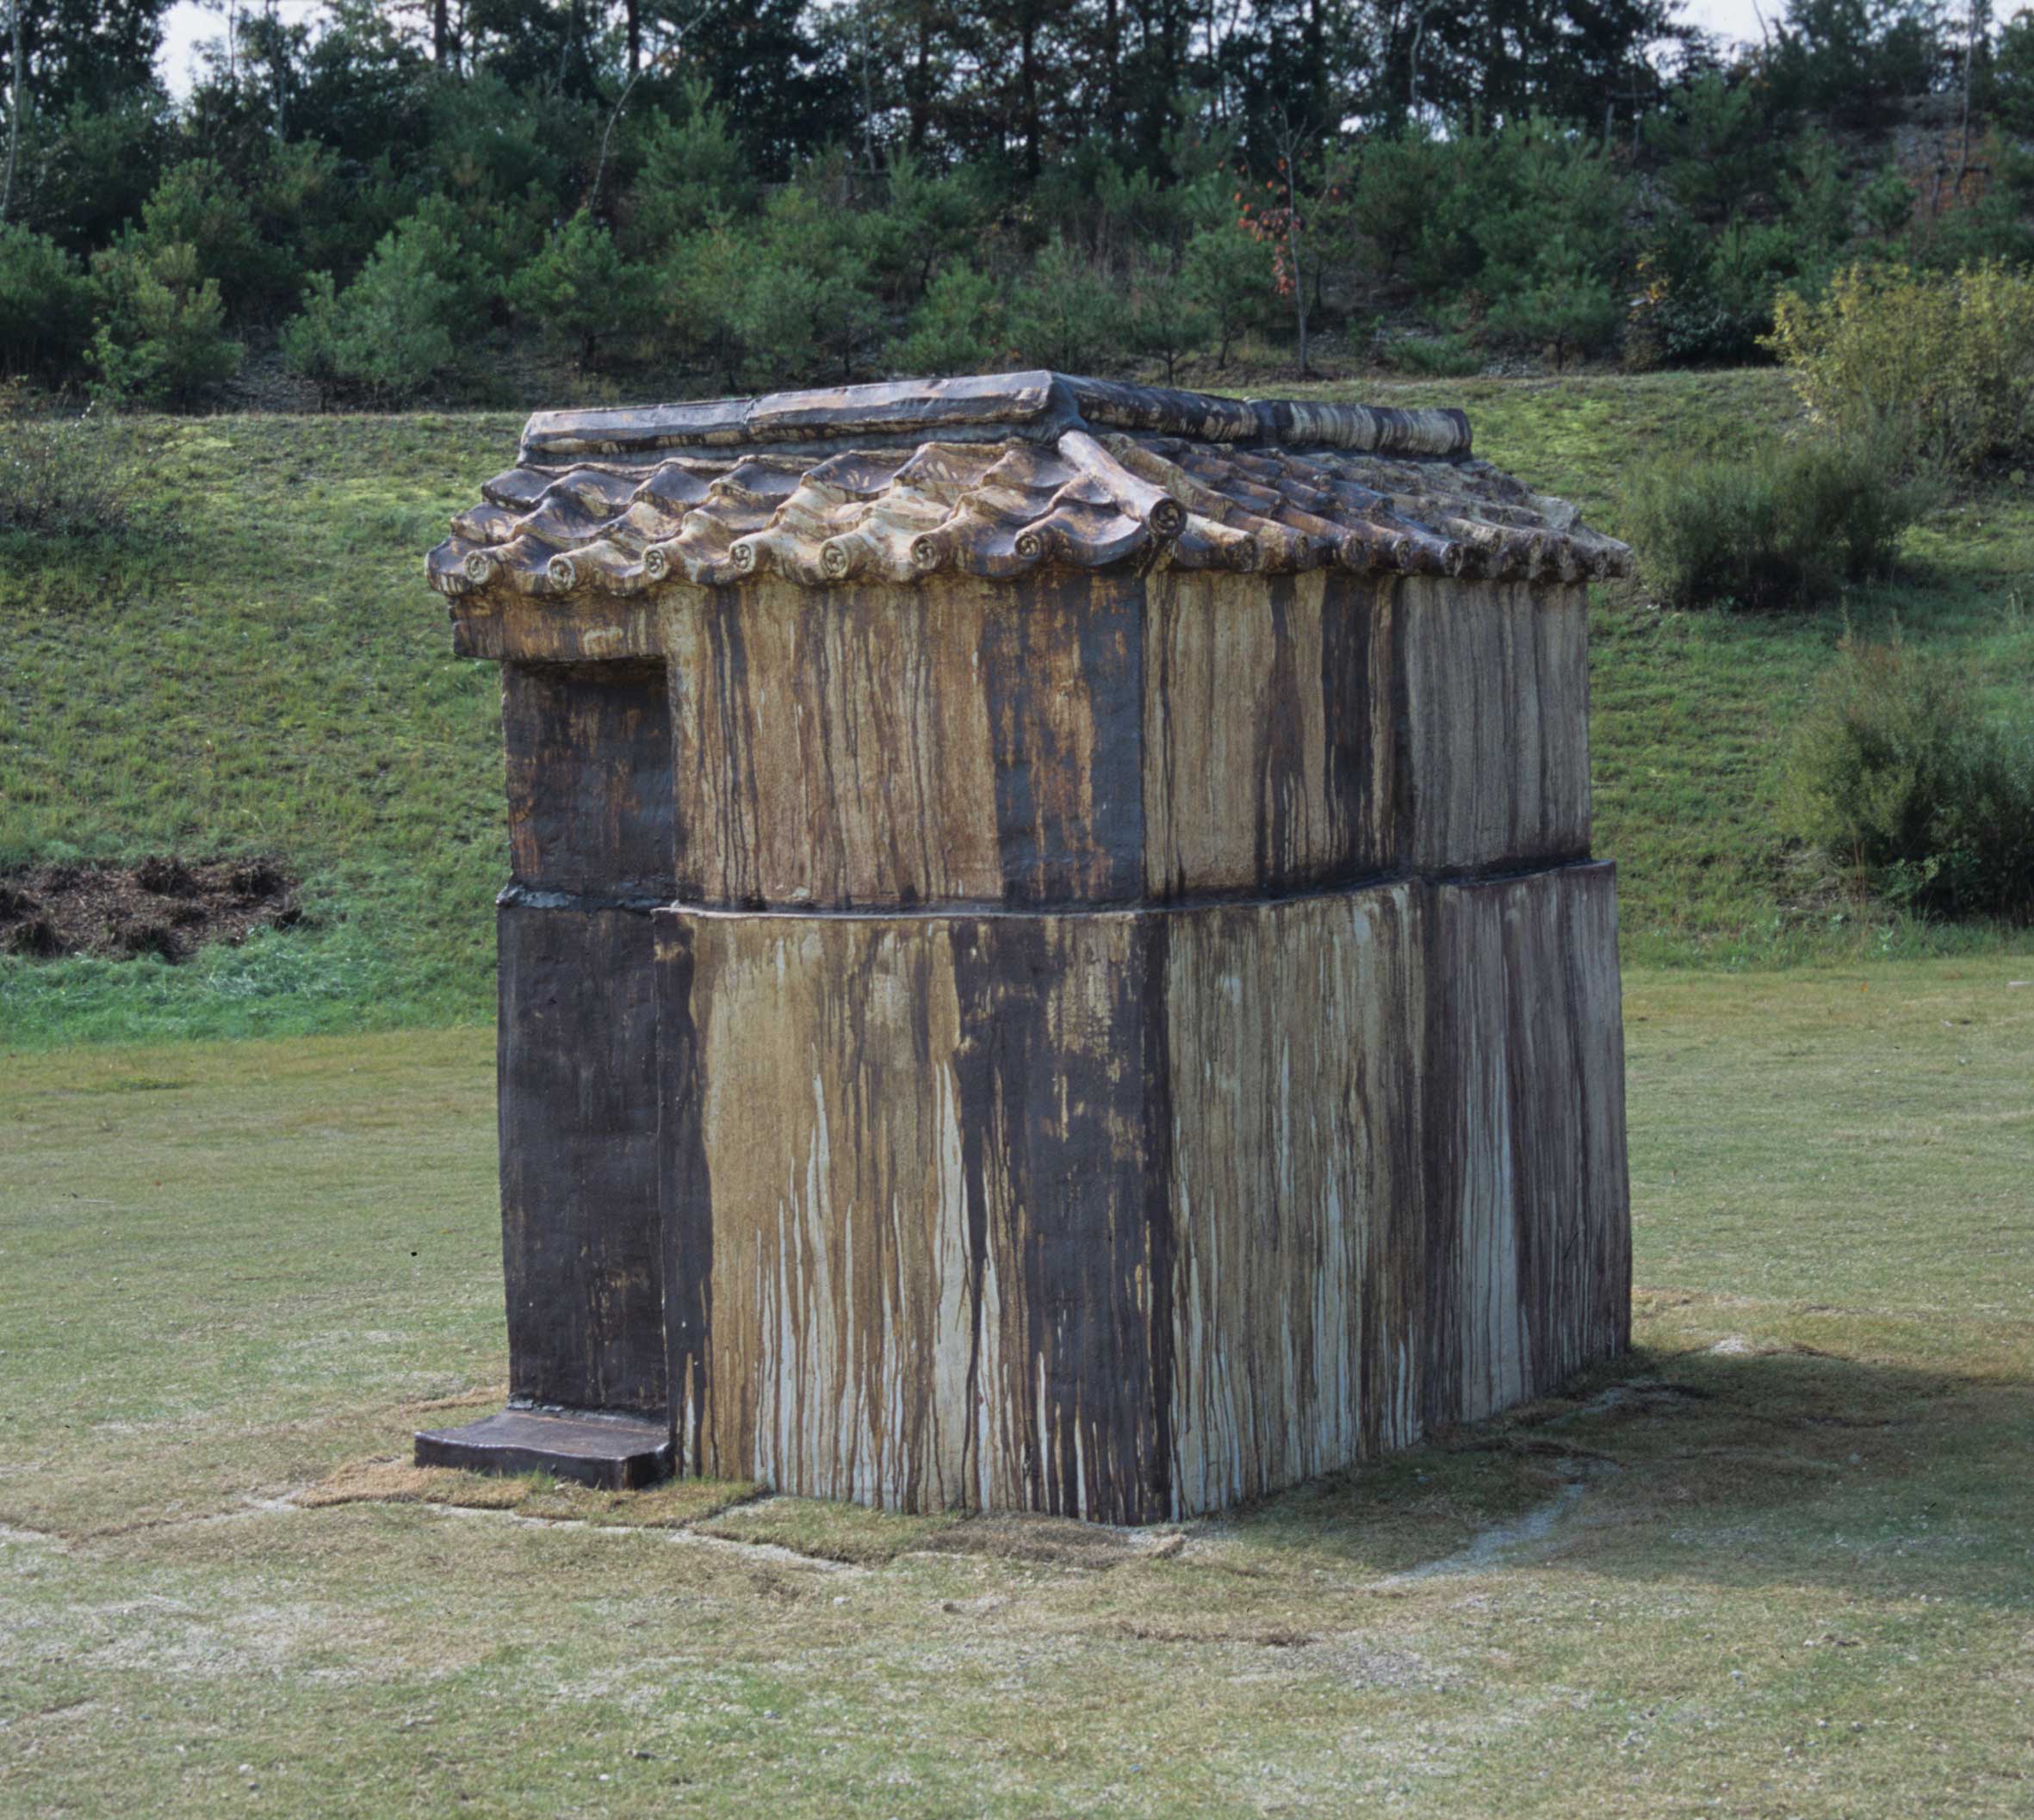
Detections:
[1221, 1316, 2031, 1604]
[286, 1303, 2031, 1608]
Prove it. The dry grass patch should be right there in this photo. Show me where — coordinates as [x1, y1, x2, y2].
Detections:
[297, 1458, 530, 1511]
[696, 1494, 967, 1565]
[301, 1452, 762, 1527]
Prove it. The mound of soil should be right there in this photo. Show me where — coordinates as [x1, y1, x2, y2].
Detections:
[0, 857, 301, 963]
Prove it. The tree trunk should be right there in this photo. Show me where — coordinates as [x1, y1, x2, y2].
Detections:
[557, 0, 582, 91]
[626, 0, 641, 77]
[433, 0, 451, 64]
[1102, 0, 1119, 128]
[908, 6, 931, 151]
[269, 0, 286, 137]
[1409, 2, 1432, 119]
[1284, 151, 1308, 377]
[1293, 247, 1309, 376]
[2, 0, 22, 225]
[1020, 15, 1039, 182]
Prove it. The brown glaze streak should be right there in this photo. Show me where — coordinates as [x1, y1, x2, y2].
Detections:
[1420, 865, 1631, 1427]
[1398, 577, 1593, 873]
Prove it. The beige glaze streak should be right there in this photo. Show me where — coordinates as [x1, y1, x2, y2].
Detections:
[685, 918, 975, 1507]
[453, 597, 666, 663]
[1398, 579, 1591, 870]
[1163, 888, 1424, 1515]
[1432, 866, 1630, 1421]
[1543, 866, 1632, 1371]
[1438, 882, 1528, 1421]
[663, 580, 1005, 907]
[1141, 571, 1392, 895]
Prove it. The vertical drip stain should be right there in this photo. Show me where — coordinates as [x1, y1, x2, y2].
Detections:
[657, 871, 1625, 1519]
[655, 919, 713, 1471]
[627, 554, 1622, 1520]
[1139, 914, 1178, 1519]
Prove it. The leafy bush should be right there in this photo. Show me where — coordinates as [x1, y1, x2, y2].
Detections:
[86, 239, 243, 407]
[858, 151, 990, 308]
[282, 214, 466, 404]
[1769, 262, 2034, 472]
[658, 223, 752, 387]
[0, 226, 95, 380]
[253, 138, 393, 283]
[1422, 125, 1629, 368]
[1857, 162, 1915, 240]
[0, 382, 130, 536]
[1644, 71, 1783, 222]
[421, 71, 582, 215]
[1780, 640, 2034, 919]
[1469, 123, 1628, 292]
[1763, 0, 1944, 127]
[1348, 133, 1454, 275]
[893, 264, 1007, 375]
[130, 159, 280, 321]
[1622, 433, 1925, 610]
[16, 97, 176, 258]
[1482, 250, 1621, 368]
[1628, 216, 1801, 368]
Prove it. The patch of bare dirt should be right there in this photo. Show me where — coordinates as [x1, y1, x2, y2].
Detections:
[0, 857, 300, 963]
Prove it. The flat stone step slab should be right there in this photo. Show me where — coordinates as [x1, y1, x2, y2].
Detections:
[414, 1408, 673, 1490]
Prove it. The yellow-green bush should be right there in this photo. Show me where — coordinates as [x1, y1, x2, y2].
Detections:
[1768, 261, 2034, 472]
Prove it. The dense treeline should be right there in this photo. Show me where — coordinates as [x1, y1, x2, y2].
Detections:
[4, 0, 2034, 404]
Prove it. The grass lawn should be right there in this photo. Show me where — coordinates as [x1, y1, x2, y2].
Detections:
[3, 956, 2030, 1818]
[3, 370, 2031, 1048]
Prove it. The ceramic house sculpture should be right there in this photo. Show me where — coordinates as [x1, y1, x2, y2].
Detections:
[417, 371, 1634, 1523]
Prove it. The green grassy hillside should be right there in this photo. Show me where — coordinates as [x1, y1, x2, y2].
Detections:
[3, 371, 2031, 1047]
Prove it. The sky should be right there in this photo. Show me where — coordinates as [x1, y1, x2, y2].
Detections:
[152, 0, 1777, 101]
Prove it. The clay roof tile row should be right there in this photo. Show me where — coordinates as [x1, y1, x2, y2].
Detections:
[429, 371, 1628, 602]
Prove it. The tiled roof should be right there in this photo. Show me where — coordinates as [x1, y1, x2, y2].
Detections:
[427, 372, 1629, 599]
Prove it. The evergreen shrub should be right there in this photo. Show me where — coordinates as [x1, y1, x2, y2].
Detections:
[1780, 640, 2034, 919]
[1623, 434, 1925, 610]
[282, 214, 466, 403]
